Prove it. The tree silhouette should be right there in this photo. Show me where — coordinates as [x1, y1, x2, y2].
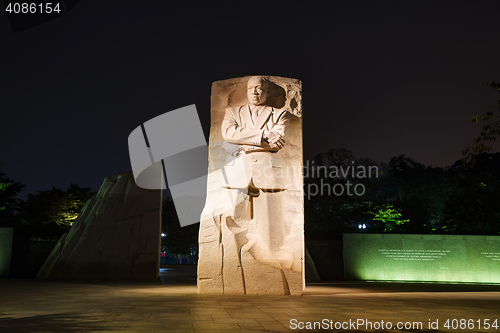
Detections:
[462, 80, 500, 166]
[0, 164, 25, 226]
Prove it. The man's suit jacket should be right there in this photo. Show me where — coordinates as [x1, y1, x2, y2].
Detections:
[221, 104, 289, 190]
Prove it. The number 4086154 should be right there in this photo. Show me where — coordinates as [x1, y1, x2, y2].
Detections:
[444, 319, 498, 330]
[5, 3, 61, 14]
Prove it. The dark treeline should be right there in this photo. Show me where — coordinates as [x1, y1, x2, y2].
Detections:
[305, 149, 500, 240]
[0, 167, 96, 277]
[0, 178, 95, 230]
[1, 150, 499, 240]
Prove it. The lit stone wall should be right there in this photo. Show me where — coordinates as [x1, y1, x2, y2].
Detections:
[344, 233, 500, 283]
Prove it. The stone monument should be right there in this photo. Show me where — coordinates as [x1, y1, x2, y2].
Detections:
[198, 76, 304, 295]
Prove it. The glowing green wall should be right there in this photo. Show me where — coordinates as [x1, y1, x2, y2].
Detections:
[0, 228, 14, 278]
[343, 233, 500, 283]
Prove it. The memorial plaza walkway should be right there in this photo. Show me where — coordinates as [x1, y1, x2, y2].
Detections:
[1, 265, 499, 332]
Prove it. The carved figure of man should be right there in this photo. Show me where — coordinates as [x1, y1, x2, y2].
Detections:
[221, 76, 289, 255]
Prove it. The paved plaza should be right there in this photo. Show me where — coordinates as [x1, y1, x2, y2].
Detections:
[1, 266, 499, 332]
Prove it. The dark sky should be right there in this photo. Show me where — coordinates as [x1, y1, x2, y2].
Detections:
[1, 0, 500, 197]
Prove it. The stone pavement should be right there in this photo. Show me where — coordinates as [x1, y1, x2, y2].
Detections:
[1, 266, 499, 333]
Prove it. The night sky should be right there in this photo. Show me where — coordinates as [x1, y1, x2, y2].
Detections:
[1, 0, 500, 197]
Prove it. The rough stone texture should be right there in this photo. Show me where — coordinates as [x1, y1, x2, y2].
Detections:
[37, 171, 162, 279]
[198, 76, 304, 295]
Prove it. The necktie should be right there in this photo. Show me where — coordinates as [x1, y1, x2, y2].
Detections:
[252, 107, 259, 124]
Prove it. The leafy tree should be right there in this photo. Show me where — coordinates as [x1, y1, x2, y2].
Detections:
[0, 165, 26, 226]
[363, 202, 409, 232]
[462, 80, 500, 166]
[21, 184, 95, 227]
[161, 196, 198, 262]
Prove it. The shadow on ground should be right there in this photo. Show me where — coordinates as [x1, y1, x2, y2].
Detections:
[0, 312, 110, 332]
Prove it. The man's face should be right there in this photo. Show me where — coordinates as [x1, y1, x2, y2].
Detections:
[247, 77, 268, 106]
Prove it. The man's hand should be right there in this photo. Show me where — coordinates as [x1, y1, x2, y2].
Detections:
[269, 138, 285, 149]
[264, 131, 285, 149]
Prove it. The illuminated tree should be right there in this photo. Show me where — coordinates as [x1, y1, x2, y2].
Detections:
[21, 184, 95, 227]
[364, 202, 409, 232]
